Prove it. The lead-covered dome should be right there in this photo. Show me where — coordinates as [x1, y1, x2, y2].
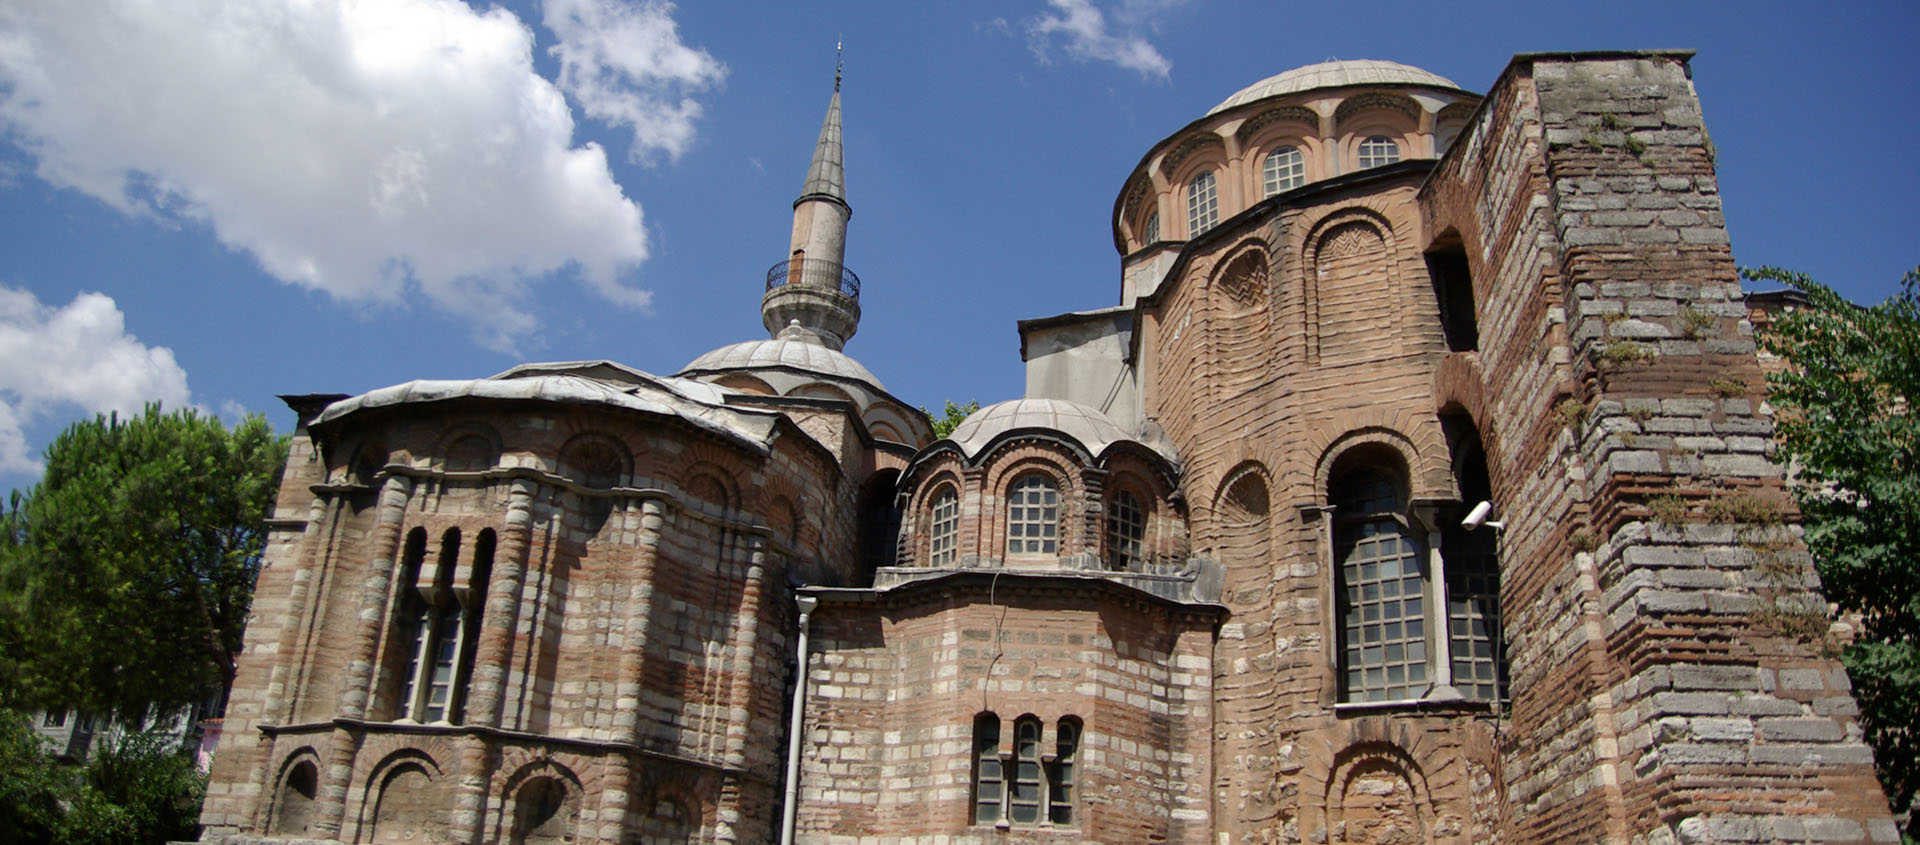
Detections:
[681, 338, 883, 389]
[947, 398, 1168, 461]
[1208, 59, 1464, 115]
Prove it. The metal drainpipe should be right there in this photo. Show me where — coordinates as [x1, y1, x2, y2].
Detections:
[779, 594, 819, 845]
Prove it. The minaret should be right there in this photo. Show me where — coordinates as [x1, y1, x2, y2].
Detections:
[762, 49, 860, 350]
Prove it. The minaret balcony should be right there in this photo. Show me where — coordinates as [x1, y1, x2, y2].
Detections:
[767, 259, 861, 301]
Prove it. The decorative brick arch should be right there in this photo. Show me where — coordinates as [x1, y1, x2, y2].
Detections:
[1432, 353, 1513, 502]
[979, 443, 1087, 561]
[1159, 133, 1227, 182]
[433, 422, 502, 473]
[901, 468, 965, 568]
[493, 757, 587, 845]
[556, 431, 632, 489]
[1290, 720, 1470, 845]
[351, 746, 448, 844]
[264, 745, 323, 837]
[1308, 418, 1451, 503]
[1302, 207, 1400, 366]
[1324, 743, 1434, 844]
[633, 770, 708, 843]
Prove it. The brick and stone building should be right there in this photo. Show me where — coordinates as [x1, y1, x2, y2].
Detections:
[198, 51, 1901, 844]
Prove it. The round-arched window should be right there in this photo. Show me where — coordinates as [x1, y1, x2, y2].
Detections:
[1262, 146, 1305, 195]
[1357, 136, 1401, 169]
[1006, 475, 1059, 555]
[1186, 171, 1218, 236]
[929, 487, 960, 566]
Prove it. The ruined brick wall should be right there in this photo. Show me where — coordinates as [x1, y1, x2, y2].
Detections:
[1422, 51, 1897, 844]
[797, 581, 1217, 844]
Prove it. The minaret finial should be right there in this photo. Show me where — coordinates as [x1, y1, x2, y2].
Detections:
[835, 39, 843, 92]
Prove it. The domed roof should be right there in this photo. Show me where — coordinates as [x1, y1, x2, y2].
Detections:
[947, 398, 1159, 460]
[680, 338, 883, 389]
[1208, 60, 1464, 115]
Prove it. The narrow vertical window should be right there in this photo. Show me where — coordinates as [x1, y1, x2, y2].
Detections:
[929, 487, 960, 567]
[1186, 171, 1218, 236]
[1446, 524, 1505, 703]
[1143, 211, 1159, 244]
[1007, 475, 1059, 555]
[1048, 720, 1079, 825]
[451, 528, 495, 723]
[973, 714, 1003, 824]
[1009, 718, 1043, 823]
[399, 527, 479, 723]
[1357, 136, 1401, 168]
[1335, 469, 1428, 702]
[1262, 146, 1305, 195]
[1106, 490, 1144, 571]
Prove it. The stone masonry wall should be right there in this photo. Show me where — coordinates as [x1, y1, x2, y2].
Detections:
[1426, 51, 1896, 845]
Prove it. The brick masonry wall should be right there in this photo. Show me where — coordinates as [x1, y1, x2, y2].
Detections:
[201, 400, 863, 844]
[797, 580, 1218, 844]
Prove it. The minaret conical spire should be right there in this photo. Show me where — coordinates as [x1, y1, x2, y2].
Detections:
[797, 83, 845, 209]
[763, 53, 861, 350]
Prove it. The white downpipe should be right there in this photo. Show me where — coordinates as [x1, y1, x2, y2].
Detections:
[779, 594, 819, 845]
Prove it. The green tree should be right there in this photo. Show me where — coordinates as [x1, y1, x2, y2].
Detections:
[0, 406, 288, 720]
[1748, 265, 1919, 835]
[0, 707, 205, 844]
[921, 400, 981, 439]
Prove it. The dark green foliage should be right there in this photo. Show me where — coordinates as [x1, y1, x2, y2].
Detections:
[922, 400, 981, 439]
[0, 406, 288, 719]
[0, 708, 205, 844]
[1749, 265, 1920, 835]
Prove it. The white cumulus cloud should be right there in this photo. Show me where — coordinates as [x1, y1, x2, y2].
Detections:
[0, 287, 193, 474]
[1026, 0, 1175, 79]
[545, 0, 726, 163]
[0, 0, 722, 350]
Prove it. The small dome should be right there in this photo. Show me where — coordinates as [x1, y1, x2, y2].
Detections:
[680, 338, 883, 389]
[947, 398, 1159, 460]
[1208, 60, 1464, 115]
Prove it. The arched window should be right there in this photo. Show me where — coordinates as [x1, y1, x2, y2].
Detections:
[395, 527, 489, 724]
[270, 758, 318, 835]
[1186, 170, 1218, 236]
[929, 487, 960, 567]
[1334, 467, 1428, 703]
[972, 714, 1003, 824]
[1106, 490, 1144, 571]
[1143, 211, 1159, 244]
[1262, 146, 1305, 196]
[972, 713, 1081, 827]
[1010, 717, 1044, 823]
[1048, 719, 1079, 825]
[1006, 475, 1059, 555]
[1441, 415, 1506, 704]
[1357, 135, 1401, 169]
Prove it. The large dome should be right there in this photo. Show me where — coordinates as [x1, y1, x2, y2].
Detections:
[680, 338, 883, 389]
[1208, 60, 1464, 115]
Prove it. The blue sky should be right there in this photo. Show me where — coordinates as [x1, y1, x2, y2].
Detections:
[0, 0, 1914, 494]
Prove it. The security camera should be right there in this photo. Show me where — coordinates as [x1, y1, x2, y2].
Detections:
[1462, 500, 1505, 531]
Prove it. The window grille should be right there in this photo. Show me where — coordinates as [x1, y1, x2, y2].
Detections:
[1335, 470, 1428, 702]
[1186, 171, 1218, 236]
[929, 487, 959, 566]
[1106, 490, 1144, 570]
[1006, 475, 1059, 555]
[1357, 136, 1401, 168]
[1263, 146, 1305, 195]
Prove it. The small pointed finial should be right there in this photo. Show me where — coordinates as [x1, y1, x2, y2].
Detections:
[835, 39, 843, 92]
